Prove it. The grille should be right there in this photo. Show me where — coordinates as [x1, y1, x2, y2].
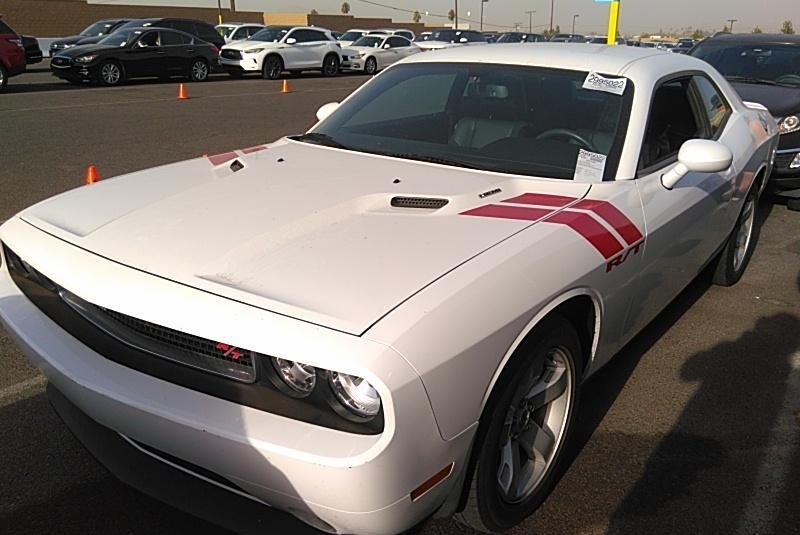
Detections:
[775, 152, 798, 169]
[221, 49, 242, 60]
[59, 289, 258, 383]
[51, 56, 72, 67]
[390, 196, 449, 209]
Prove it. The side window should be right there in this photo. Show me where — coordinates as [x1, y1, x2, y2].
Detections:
[138, 31, 160, 47]
[246, 26, 261, 38]
[467, 32, 485, 42]
[231, 28, 248, 41]
[387, 37, 407, 48]
[305, 30, 327, 42]
[397, 31, 413, 40]
[161, 31, 189, 46]
[286, 30, 303, 43]
[640, 78, 703, 170]
[692, 76, 731, 138]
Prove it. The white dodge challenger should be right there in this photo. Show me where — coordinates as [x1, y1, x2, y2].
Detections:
[0, 45, 779, 534]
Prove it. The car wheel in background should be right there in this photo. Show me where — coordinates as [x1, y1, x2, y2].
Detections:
[364, 56, 378, 75]
[189, 58, 209, 82]
[710, 185, 760, 286]
[322, 54, 339, 77]
[98, 60, 123, 86]
[456, 315, 582, 533]
[0, 64, 7, 91]
[262, 55, 283, 80]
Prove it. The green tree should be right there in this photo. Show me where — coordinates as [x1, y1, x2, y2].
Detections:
[555, 25, 561, 33]
[691, 29, 706, 39]
[752, 26, 763, 33]
[309, 8, 319, 15]
[413, 10, 422, 24]
[341, 2, 350, 15]
[722, 24, 730, 32]
[448, 9, 455, 22]
[781, 20, 795, 34]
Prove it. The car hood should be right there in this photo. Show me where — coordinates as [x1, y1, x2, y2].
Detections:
[224, 40, 281, 51]
[52, 35, 88, 47]
[19, 140, 591, 335]
[53, 44, 120, 58]
[730, 82, 800, 118]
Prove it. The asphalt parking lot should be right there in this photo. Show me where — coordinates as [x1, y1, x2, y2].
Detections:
[1, 63, 799, 535]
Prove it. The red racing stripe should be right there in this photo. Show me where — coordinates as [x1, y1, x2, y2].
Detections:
[207, 152, 238, 166]
[241, 145, 267, 154]
[545, 211, 624, 259]
[503, 193, 578, 207]
[460, 204, 553, 221]
[572, 199, 643, 245]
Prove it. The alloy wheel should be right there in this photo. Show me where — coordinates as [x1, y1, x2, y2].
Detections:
[192, 61, 208, 81]
[733, 197, 755, 272]
[496, 348, 573, 504]
[101, 63, 121, 85]
[365, 57, 378, 75]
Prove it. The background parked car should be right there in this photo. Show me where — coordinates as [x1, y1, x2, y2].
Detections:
[370, 28, 416, 41]
[416, 29, 486, 50]
[673, 38, 697, 54]
[691, 33, 800, 190]
[215, 22, 264, 43]
[49, 18, 130, 57]
[337, 28, 370, 47]
[496, 32, 546, 43]
[220, 26, 342, 80]
[482, 31, 501, 43]
[549, 33, 585, 43]
[89, 18, 225, 49]
[0, 17, 26, 91]
[22, 35, 42, 64]
[586, 35, 627, 45]
[50, 27, 219, 86]
[342, 34, 419, 75]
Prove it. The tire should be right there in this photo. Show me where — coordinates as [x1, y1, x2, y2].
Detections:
[189, 58, 209, 82]
[364, 56, 378, 75]
[456, 315, 582, 533]
[262, 55, 283, 80]
[321, 53, 339, 77]
[710, 186, 760, 286]
[0, 63, 7, 91]
[98, 60, 123, 86]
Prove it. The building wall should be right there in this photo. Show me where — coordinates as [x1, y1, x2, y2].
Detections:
[267, 12, 428, 34]
[0, 0, 263, 36]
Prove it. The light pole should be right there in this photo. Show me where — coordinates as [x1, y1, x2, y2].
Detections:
[217, 0, 223, 25]
[525, 10, 536, 33]
[480, 0, 488, 32]
[726, 18, 737, 32]
[454, 0, 458, 30]
[549, 0, 554, 34]
[572, 13, 579, 35]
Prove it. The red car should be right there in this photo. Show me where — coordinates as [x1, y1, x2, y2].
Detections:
[0, 17, 26, 91]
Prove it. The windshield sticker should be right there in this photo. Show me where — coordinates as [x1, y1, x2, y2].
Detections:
[582, 72, 627, 95]
[574, 149, 607, 182]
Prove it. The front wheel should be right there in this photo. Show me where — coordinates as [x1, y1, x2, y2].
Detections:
[189, 58, 209, 82]
[364, 56, 378, 75]
[0, 63, 7, 91]
[456, 316, 581, 533]
[710, 186, 760, 286]
[321, 54, 339, 77]
[262, 55, 283, 80]
[98, 60, 123, 86]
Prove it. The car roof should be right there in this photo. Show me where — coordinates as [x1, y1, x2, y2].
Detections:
[702, 33, 800, 45]
[402, 43, 708, 80]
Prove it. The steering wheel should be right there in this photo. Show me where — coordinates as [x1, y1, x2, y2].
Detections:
[535, 128, 598, 153]
[775, 74, 800, 85]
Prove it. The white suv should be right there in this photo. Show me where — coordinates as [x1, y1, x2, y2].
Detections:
[220, 25, 342, 79]
[215, 22, 265, 43]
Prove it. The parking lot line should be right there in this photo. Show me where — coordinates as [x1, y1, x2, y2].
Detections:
[0, 375, 46, 407]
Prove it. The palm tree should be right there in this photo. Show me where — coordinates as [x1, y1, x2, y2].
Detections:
[781, 20, 795, 34]
[448, 9, 455, 22]
[341, 2, 351, 15]
[413, 10, 422, 24]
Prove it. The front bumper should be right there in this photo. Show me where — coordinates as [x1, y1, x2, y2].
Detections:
[220, 55, 261, 73]
[0, 218, 473, 535]
[50, 59, 97, 81]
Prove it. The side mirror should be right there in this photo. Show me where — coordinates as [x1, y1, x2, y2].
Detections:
[459, 37, 468, 43]
[383, 43, 391, 49]
[661, 139, 733, 189]
[316, 102, 340, 122]
[285, 37, 297, 45]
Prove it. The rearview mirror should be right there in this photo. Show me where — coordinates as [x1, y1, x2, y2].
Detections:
[661, 139, 733, 189]
[285, 37, 297, 45]
[316, 102, 340, 122]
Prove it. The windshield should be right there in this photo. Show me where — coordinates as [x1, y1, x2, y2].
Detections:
[250, 27, 289, 42]
[691, 42, 800, 87]
[340, 31, 365, 41]
[430, 30, 458, 42]
[116, 20, 152, 32]
[308, 63, 633, 180]
[217, 25, 236, 38]
[97, 29, 141, 47]
[80, 21, 117, 37]
[498, 33, 524, 43]
[353, 36, 384, 48]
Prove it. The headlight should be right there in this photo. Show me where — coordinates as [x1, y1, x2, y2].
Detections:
[779, 115, 800, 135]
[75, 54, 99, 63]
[64, 43, 76, 49]
[244, 48, 265, 54]
[271, 357, 316, 397]
[329, 371, 381, 419]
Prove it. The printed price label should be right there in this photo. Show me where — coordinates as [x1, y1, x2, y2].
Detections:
[582, 72, 627, 95]
[574, 149, 607, 182]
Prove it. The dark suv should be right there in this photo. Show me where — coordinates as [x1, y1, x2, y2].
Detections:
[50, 19, 130, 57]
[113, 18, 225, 48]
[691, 34, 800, 189]
[0, 17, 25, 91]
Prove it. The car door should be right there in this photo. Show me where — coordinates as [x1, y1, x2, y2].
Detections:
[279, 29, 306, 69]
[297, 29, 331, 68]
[160, 30, 191, 75]
[123, 30, 163, 78]
[384, 37, 411, 66]
[627, 75, 737, 333]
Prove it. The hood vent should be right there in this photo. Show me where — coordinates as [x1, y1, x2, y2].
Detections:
[390, 196, 449, 210]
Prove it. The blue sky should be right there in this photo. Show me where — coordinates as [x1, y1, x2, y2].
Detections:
[89, 1, 798, 34]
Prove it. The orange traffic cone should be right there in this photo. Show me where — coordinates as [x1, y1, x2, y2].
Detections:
[281, 79, 292, 94]
[177, 83, 189, 100]
[85, 165, 100, 185]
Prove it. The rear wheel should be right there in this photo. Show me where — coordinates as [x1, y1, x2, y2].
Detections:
[189, 58, 209, 82]
[321, 54, 339, 77]
[710, 186, 760, 286]
[364, 56, 378, 75]
[98, 60, 123, 86]
[262, 55, 283, 80]
[456, 316, 581, 532]
[0, 63, 8, 91]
